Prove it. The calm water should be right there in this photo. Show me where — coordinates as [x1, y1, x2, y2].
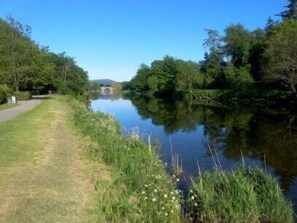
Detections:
[91, 93, 297, 213]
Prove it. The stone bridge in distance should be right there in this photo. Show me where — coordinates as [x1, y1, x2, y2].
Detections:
[100, 86, 114, 94]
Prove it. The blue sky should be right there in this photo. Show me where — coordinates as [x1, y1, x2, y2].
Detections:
[0, 0, 287, 81]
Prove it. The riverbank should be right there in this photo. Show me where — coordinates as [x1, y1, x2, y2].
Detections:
[71, 99, 182, 222]
[0, 95, 294, 222]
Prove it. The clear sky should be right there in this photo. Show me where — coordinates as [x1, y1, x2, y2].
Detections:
[0, 0, 287, 81]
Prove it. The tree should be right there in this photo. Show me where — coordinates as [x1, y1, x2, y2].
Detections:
[263, 20, 297, 95]
[176, 60, 204, 99]
[201, 29, 225, 88]
[130, 64, 150, 92]
[223, 24, 253, 68]
[280, 0, 297, 21]
[0, 16, 35, 91]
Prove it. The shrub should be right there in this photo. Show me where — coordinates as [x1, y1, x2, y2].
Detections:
[0, 85, 13, 104]
[187, 167, 294, 223]
[14, 91, 32, 101]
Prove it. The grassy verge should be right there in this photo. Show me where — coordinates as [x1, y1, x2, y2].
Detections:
[70, 99, 181, 222]
[187, 168, 294, 223]
[0, 99, 51, 168]
[0, 96, 93, 222]
[0, 103, 19, 111]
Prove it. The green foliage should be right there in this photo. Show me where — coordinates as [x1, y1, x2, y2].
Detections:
[0, 16, 88, 96]
[188, 168, 294, 223]
[88, 80, 100, 91]
[130, 57, 204, 98]
[224, 24, 253, 67]
[14, 91, 32, 100]
[71, 100, 181, 222]
[224, 64, 254, 89]
[263, 20, 297, 95]
[111, 81, 123, 91]
[0, 85, 13, 104]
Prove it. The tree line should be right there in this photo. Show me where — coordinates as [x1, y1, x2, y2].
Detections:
[0, 16, 89, 96]
[129, 0, 297, 101]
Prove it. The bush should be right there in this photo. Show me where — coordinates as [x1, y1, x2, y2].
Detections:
[14, 91, 32, 101]
[0, 85, 13, 104]
[187, 167, 294, 223]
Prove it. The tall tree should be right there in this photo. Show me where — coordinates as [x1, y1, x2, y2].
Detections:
[280, 0, 297, 21]
[223, 24, 252, 68]
[263, 20, 297, 95]
[0, 16, 35, 91]
[201, 29, 225, 88]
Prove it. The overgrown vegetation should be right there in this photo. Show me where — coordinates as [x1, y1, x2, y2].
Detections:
[129, 1, 297, 102]
[71, 100, 181, 222]
[187, 168, 294, 223]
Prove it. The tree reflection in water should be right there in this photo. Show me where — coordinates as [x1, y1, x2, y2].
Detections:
[127, 94, 297, 209]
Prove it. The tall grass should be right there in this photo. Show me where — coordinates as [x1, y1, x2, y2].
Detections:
[70, 100, 181, 222]
[187, 167, 294, 223]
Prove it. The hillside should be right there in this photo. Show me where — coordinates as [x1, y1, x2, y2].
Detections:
[92, 79, 118, 86]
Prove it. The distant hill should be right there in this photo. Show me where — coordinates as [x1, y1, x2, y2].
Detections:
[92, 79, 118, 86]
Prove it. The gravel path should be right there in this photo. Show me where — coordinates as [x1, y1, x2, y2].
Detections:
[0, 97, 43, 123]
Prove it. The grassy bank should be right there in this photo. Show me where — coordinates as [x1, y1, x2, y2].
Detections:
[71, 100, 181, 222]
[188, 168, 294, 223]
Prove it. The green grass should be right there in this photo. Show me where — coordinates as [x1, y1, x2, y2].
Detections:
[0, 96, 94, 223]
[187, 167, 294, 223]
[70, 99, 182, 222]
[0, 103, 19, 111]
[0, 100, 51, 168]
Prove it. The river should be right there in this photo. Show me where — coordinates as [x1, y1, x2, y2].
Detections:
[91, 93, 297, 213]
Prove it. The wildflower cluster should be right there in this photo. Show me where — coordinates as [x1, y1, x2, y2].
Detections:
[140, 178, 181, 221]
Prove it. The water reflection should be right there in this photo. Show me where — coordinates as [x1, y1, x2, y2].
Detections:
[92, 94, 297, 212]
[129, 95, 297, 207]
